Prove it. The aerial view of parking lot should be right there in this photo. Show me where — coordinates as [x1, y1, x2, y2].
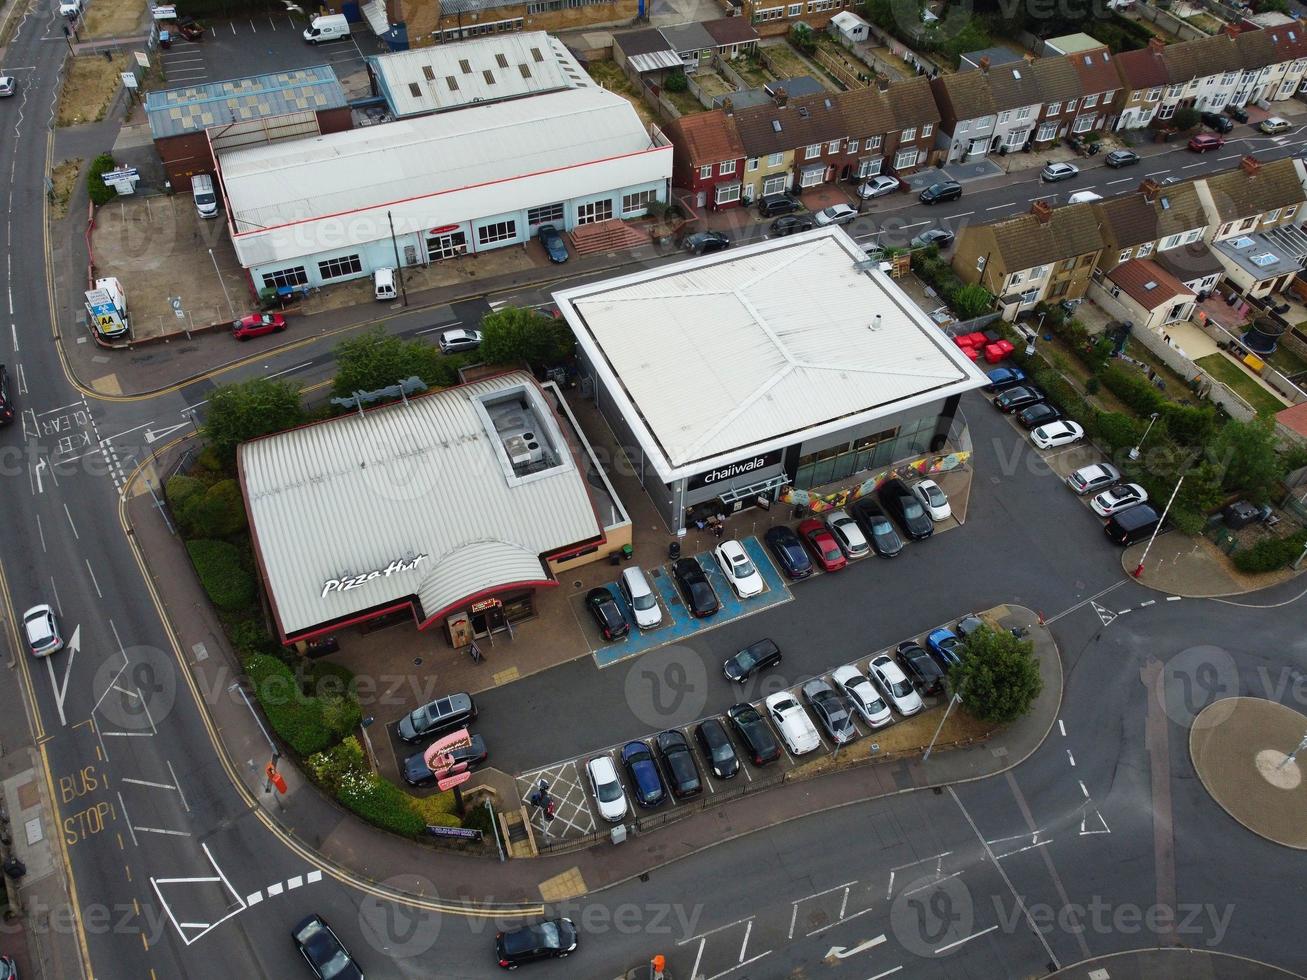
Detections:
[5, 0, 1307, 976]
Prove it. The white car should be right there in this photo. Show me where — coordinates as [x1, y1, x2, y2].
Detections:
[1090, 482, 1149, 517]
[825, 510, 869, 559]
[714, 539, 764, 598]
[764, 692, 821, 755]
[438, 328, 482, 354]
[0, 76, 15, 98]
[832, 665, 893, 728]
[23, 604, 62, 657]
[58, 0, 81, 16]
[586, 755, 628, 823]
[1030, 419, 1085, 450]
[857, 175, 899, 199]
[867, 654, 923, 716]
[814, 203, 858, 226]
[912, 480, 951, 522]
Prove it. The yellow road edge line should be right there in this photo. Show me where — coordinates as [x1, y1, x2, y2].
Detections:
[116, 451, 544, 918]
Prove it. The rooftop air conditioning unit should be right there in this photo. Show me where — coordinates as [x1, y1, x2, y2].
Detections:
[503, 433, 544, 466]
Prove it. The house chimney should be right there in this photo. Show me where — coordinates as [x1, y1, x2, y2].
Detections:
[723, 97, 734, 115]
[1148, 37, 1165, 54]
[979, 55, 990, 73]
[1140, 177, 1160, 202]
[1031, 199, 1053, 223]
[1240, 154, 1261, 176]
[876, 73, 890, 91]
[774, 86, 788, 107]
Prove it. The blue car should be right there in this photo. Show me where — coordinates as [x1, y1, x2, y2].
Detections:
[538, 224, 569, 263]
[982, 366, 1026, 393]
[764, 524, 813, 580]
[620, 740, 665, 807]
[926, 627, 963, 669]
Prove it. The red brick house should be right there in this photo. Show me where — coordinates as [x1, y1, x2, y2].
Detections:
[665, 109, 748, 210]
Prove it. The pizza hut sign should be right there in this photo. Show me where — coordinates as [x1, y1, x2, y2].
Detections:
[322, 554, 428, 598]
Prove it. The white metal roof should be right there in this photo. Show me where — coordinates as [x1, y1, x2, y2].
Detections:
[367, 32, 591, 118]
[628, 50, 684, 73]
[220, 87, 669, 267]
[554, 228, 990, 483]
[239, 372, 602, 639]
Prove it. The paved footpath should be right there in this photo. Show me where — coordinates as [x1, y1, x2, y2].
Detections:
[125, 444, 1063, 908]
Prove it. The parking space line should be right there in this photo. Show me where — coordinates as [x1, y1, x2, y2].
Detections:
[934, 924, 998, 954]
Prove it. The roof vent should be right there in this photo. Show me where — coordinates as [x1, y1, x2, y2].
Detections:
[824, 97, 832, 109]
[1012, 68, 1021, 79]
[772, 119, 782, 132]
[870, 313, 883, 331]
[798, 106, 809, 117]
[1084, 55, 1092, 64]
[1143, 280, 1157, 290]
[1231, 235, 1256, 248]
[1160, 196, 1170, 209]
[1252, 252, 1278, 266]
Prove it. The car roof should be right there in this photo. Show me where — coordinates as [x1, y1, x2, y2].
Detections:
[588, 755, 617, 779]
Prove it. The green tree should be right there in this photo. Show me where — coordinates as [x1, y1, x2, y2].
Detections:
[87, 153, 118, 206]
[949, 283, 994, 319]
[663, 70, 688, 93]
[1260, 0, 1290, 13]
[1207, 416, 1286, 503]
[479, 306, 574, 369]
[186, 539, 256, 612]
[203, 377, 306, 466]
[1170, 106, 1200, 133]
[948, 625, 1042, 724]
[789, 23, 817, 54]
[332, 328, 458, 400]
[176, 479, 247, 539]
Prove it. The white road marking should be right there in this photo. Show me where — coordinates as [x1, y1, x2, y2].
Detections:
[677, 914, 756, 943]
[1140, 599, 1155, 607]
[246, 892, 263, 906]
[120, 777, 174, 790]
[306, 870, 322, 883]
[866, 967, 904, 980]
[264, 362, 311, 381]
[1166, 595, 1182, 601]
[1105, 177, 1132, 185]
[266, 882, 283, 896]
[133, 826, 191, 837]
[45, 657, 68, 726]
[116, 792, 138, 846]
[934, 924, 998, 954]
[1079, 780, 1090, 798]
[886, 851, 951, 899]
[1067, 750, 1076, 767]
[1058, 719, 1066, 736]
[168, 760, 190, 812]
[824, 934, 886, 958]
[902, 870, 962, 896]
[35, 513, 45, 552]
[84, 559, 102, 597]
[287, 875, 303, 889]
[940, 211, 974, 220]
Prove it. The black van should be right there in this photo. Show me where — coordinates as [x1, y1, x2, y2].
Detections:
[0, 364, 14, 425]
[919, 180, 962, 205]
[1104, 504, 1162, 546]
[758, 194, 801, 217]
[1200, 111, 1234, 133]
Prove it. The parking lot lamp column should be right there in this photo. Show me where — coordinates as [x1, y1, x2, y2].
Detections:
[1129, 412, 1160, 462]
[1276, 730, 1307, 771]
[1134, 474, 1184, 578]
[387, 210, 408, 307]
[922, 692, 962, 762]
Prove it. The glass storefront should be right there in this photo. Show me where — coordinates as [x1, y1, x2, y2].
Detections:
[793, 417, 938, 489]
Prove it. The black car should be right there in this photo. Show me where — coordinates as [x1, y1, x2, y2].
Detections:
[764, 524, 813, 579]
[770, 214, 815, 236]
[402, 734, 488, 787]
[672, 558, 719, 618]
[722, 638, 782, 683]
[1017, 402, 1061, 430]
[397, 693, 477, 743]
[537, 224, 569, 263]
[758, 193, 801, 217]
[293, 914, 363, 980]
[1104, 149, 1140, 168]
[0, 364, 13, 426]
[848, 499, 904, 557]
[654, 730, 703, 798]
[911, 228, 955, 249]
[495, 918, 577, 969]
[1225, 103, 1249, 124]
[620, 740, 665, 807]
[726, 702, 780, 765]
[896, 640, 946, 698]
[694, 718, 740, 779]
[956, 614, 985, 640]
[801, 679, 858, 745]
[683, 231, 731, 255]
[919, 180, 962, 205]
[585, 587, 629, 641]
[877, 478, 933, 540]
[994, 384, 1045, 413]
[1200, 111, 1234, 133]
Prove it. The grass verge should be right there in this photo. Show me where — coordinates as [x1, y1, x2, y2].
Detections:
[1196, 352, 1288, 417]
[49, 158, 82, 218]
[57, 54, 130, 126]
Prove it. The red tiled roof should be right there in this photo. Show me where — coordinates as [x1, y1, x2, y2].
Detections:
[1276, 399, 1307, 438]
[1113, 46, 1169, 89]
[666, 109, 745, 166]
[1108, 258, 1195, 308]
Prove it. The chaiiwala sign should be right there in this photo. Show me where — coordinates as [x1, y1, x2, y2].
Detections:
[687, 450, 783, 492]
[321, 554, 428, 598]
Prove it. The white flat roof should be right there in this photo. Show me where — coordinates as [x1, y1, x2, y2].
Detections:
[220, 87, 668, 267]
[554, 228, 989, 483]
[239, 372, 603, 639]
[367, 32, 591, 117]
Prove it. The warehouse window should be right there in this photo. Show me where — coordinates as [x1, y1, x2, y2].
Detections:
[446, 76, 458, 91]
[623, 189, 658, 214]
[496, 53, 509, 68]
[527, 202, 565, 226]
[477, 220, 518, 245]
[261, 266, 307, 290]
[318, 254, 362, 280]
[409, 82, 421, 97]
[422, 66, 435, 81]
[459, 59, 472, 73]
[576, 199, 613, 224]
[483, 70, 496, 85]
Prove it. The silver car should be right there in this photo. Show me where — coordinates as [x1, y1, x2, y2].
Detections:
[826, 510, 869, 559]
[23, 604, 62, 657]
[0, 77, 15, 98]
[438, 328, 482, 354]
[1066, 462, 1121, 495]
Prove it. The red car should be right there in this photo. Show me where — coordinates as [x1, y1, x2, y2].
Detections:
[231, 312, 287, 340]
[797, 519, 847, 573]
[1187, 133, 1224, 153]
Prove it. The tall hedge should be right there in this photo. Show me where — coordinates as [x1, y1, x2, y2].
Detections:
[186, 539, 255, 612]
[87, 153, 118, 207]
[244, 654, 334, 756]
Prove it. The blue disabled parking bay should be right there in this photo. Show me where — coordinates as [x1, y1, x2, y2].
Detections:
[590, 537, 793, 668]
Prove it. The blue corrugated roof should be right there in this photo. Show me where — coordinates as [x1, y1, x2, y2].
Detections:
[144, 66, 347, 140]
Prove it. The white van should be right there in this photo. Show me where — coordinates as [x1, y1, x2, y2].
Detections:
[618, 566, 662, 630]
[1067, 190, 1103, 205]
[373, 267, 397, 301]
[303, 13, 349, 43]
[191, 173, 218, 218]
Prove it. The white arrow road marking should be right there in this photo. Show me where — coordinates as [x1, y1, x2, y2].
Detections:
[825, 933, 886, 960]
[32, 457, 45, 494]
[44, 625, 79, 726]
[145, 420, 193, 444]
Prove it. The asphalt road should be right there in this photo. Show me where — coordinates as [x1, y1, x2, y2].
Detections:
[5, 7, 1307, 976]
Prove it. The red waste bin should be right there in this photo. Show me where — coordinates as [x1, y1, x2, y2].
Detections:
[995, 338, 1015, 355]
[984, 343, 1006, 363]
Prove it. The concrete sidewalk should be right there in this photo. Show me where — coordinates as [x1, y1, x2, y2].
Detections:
[124, 445, 1063, 908]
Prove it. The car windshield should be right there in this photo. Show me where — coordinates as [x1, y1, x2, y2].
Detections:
[596, 777, 622, 803]
[867, 693, 888, 713]
[736, 706, 761, 725]
[732, 558, 757, 579]
[925, 486, 945, 506]
[902, 499, 925, 520]
[707, 740, 733, 763]
[632, 592, 657, 611]
[320, 950, 352, 979]
[774, 698, 796, 713]
[734, 649, 757, 670]
[890, 678, 913, 698]
[823, 544, 842, 561]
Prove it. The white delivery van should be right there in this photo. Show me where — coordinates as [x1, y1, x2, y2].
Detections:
[303, 13, 349, 43]
[373, 268, 397, 301]
[191, 173, 218, 218]
[1067, 190, 1103, 204]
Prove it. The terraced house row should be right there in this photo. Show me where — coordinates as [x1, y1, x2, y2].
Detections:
[663, 25, 1307, 194]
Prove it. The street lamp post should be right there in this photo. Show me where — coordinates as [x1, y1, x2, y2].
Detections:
[1276, 729, 1307, 771]
[923, 692, 962, 762]
[1129, 411, 1161, 462]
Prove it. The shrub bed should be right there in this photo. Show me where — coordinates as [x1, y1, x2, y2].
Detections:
[186, 539, 255, 612]
[1233, 530, 1307, 573]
